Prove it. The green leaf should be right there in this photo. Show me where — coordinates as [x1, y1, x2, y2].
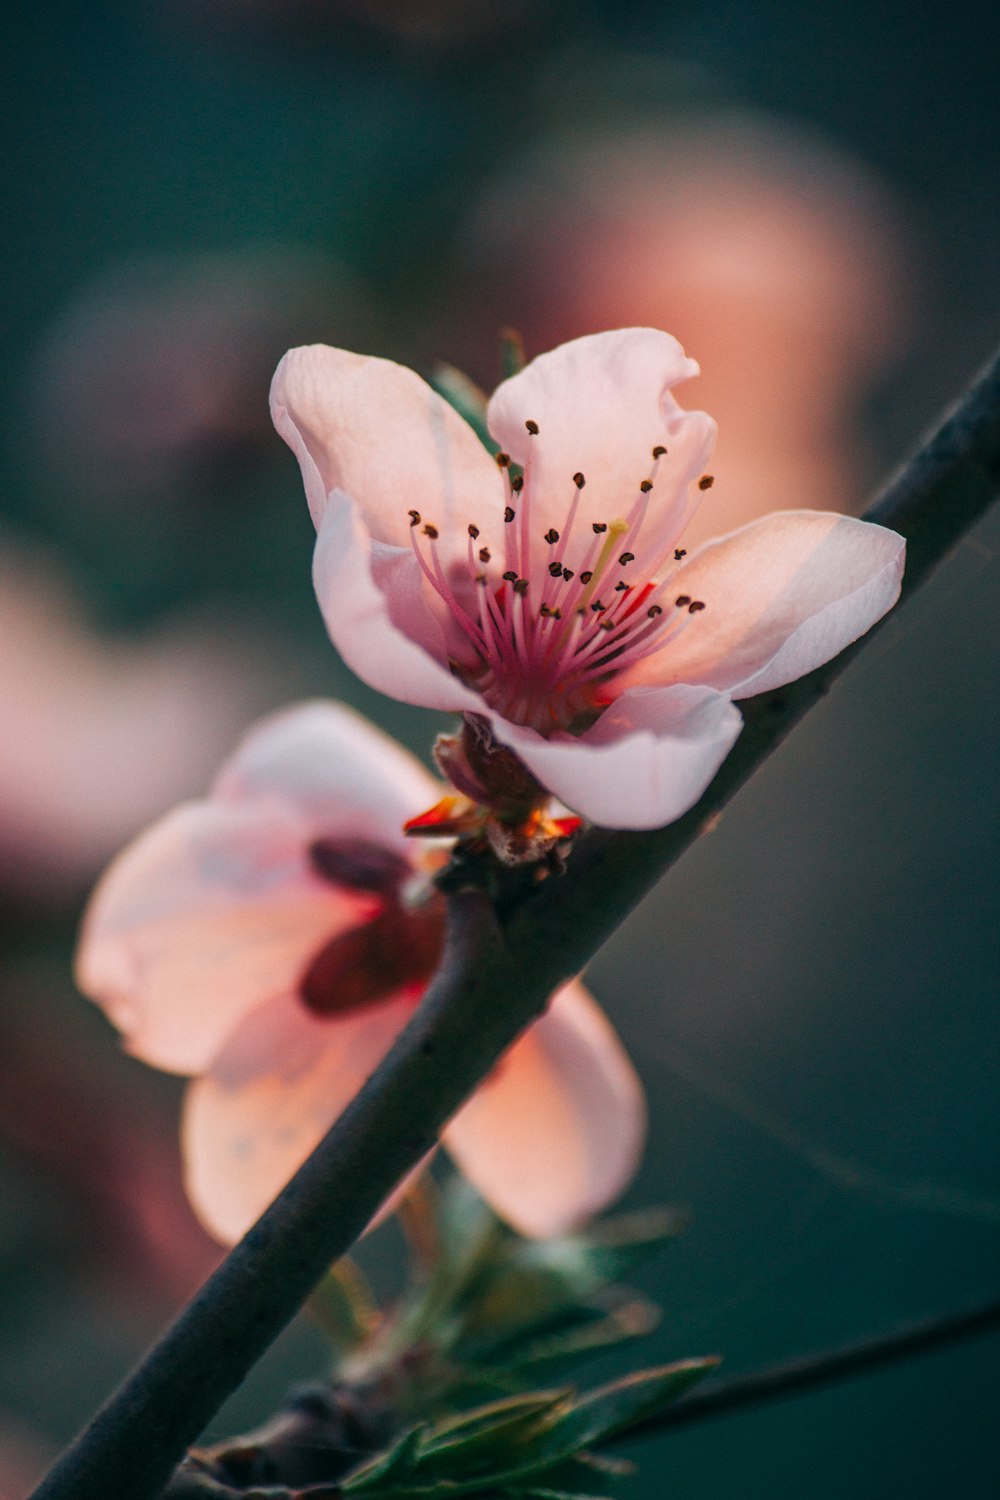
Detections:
[418, 1392, 574, 1477]
[429, 365, 494, 453]
[550, 1359, 719, 1449]
[345, 1424, 426, 1491]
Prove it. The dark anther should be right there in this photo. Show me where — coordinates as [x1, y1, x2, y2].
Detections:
[502, 569, 518, 582]
[619, 551, 635, 565]
[423, 524, 439, 539]
[675, 594, 691, 607]
[652, 445, 667, 458]
[674, 548, 687, 560]
[544, 528, 560, 544]
[688, 600, 706, 613]
[548, 560, 564, 577]
[479, 547, 491, 563]
[573, 471, 586, 488]
[640, 479, 653, 493]
[511, 474, 524, 492]
[468, 523, 480, 539]
[525, 419, 539, 435]
[408, 509, 421, 526]
[580, 570, 593, 584]
[698, 474, 715, 490]
[590, 599, 606, 612]
[648, 604, 663, 617]
[504, 506, 516, 523]
[592, 521, 607, 534]
[599, 619, 616, 631]
[615, 581, 630, 592]
[562, 566, 575, 581]
[539, 603, 552, 617]
[513, 578, 529, 595]
[496, 451, 511, 468]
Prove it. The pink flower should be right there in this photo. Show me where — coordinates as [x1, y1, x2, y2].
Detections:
[271, 329, 905, 829]
[76, 702, 644, 1244]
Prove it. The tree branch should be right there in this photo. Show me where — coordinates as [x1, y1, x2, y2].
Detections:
[626, 1295, 1000, 1439]
[30, 348, 1000, 1500]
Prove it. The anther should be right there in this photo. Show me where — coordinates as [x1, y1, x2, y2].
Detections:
[502, 570, 518, 583]
[615, 581, 630, 592]
[504, 506, 516, 523]
[468, 523, 479, 539]
[511, 475, 524, 492]
[548, 561, 564, 578]
[639, 479, 653, 493]
[698, 475, 714, 490]
[648, 605, 663, 618]
[688, 599, 706, 613]
[592, 522, 607, 534]
[408, 510, 421, 526]
[562, 567, 575, 581]
[674, 548, 687, 560]
[675, 594, 691, 607]
[573, 472, 586, 489]
[544, 528, 560, 544]
[580, 570, 593, 584]
[652, 445, 667, 458]
[525, 419, 539, 435]
[619, 551, 635, 565]
[496, 452, 511, 468]
[513, 578, 529, 596]
[423, 524, 439, 539]
[590, 600, 606, 613]
[599, 618, 616, 631]
[479, 547, 491, 563]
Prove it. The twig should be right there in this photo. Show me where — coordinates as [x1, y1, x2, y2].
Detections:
[626, 1295, 1000, 1438]
[29, 348, 1000, 1500]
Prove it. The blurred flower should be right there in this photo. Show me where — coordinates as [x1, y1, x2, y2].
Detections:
[29, 246, 373, 514]
[271, 329, 904, 830]
[0, 546, 283, 905]
[461, 108, 911, 547]
[76, 702, 644, 1243]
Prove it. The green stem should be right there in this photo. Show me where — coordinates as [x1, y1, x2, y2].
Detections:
[30, 348, 1000, 1500]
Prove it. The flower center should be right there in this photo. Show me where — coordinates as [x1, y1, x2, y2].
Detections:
[407, 426, 706, 735]
[299, 839, 445, 1018]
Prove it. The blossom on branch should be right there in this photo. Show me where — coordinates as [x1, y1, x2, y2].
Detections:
[75, 703, 644, 1244]
[272, 328, 905, 829]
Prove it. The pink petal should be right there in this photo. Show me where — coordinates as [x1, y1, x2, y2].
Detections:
[270, 344, 503, 545]
[443, 981, 645, 1238]
[182, 988, 415, 1243]
[76, 800, 366, 1074]
[312, 494, 484, 713]
[213, 700, 440, 855]
[641, 511, 905, 697]
[486, 329, 716, 569]
[485, 685, 742, 829]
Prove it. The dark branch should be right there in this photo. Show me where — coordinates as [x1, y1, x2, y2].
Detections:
[29, 348, 1000, 1500]
[627, 1295, 1000, 1439]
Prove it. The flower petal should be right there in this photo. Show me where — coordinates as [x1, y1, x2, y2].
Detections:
[76, 800, 365, 1074]
[182, 989, 415, 1242]
[443, 981, 645, 1238]
[643, 511, 905, 697]
[271, 343, 503, 543]
[485, 685, 743, 829]
[312, 494, 485, 713]
[486, 329, 716, 569]
[213, 700, 440, 855]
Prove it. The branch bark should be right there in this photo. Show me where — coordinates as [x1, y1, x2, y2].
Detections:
[30, 348, 1000, 1500]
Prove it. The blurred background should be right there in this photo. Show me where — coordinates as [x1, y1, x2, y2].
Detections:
[1, 1, 998, 1494]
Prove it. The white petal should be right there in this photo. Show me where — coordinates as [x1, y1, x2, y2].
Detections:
[312, 495, 485, 714]
[271, 344, 503, 545]
[486, 329, 716, 569]
[213, 700, 440, 855]
[76, 800, 364, 1074]
[443, 981, 645, 1238]
[646, 511, 905, 697]
[183, 989, 415, 1243]
[486, 685, 743, 830]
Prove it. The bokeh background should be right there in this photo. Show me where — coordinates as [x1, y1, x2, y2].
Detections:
[2, 1, 998, 1494]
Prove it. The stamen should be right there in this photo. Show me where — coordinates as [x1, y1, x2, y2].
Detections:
[423, 524, 439, 539]
[504, 506, 516, 523]
[674, 548, 687, 560]
[652, 445, 667, 458]
[698, 474, 714, 490]
[639, 479, 653, 493]
[496, 452, 511, 468]
[408, 509, 421, 526]
[468, 524, 479, 539]
[544, 528, 559, 544]
[525, 419, 539, 435]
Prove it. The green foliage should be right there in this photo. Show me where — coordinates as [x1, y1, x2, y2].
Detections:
[341, 1361, 717, 1498]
